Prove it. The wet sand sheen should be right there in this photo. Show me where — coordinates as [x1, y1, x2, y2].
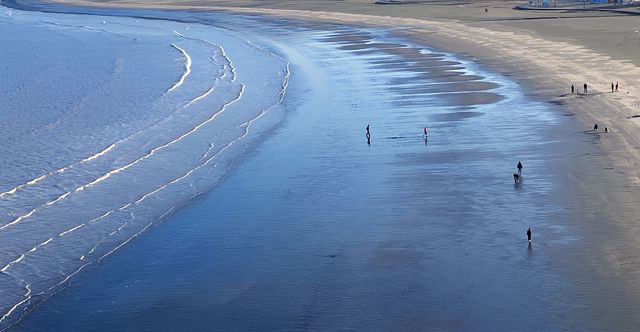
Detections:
[4, 7, 628, 330]
[3, 1, 640, 330]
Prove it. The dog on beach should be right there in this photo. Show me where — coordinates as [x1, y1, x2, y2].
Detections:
[513, 173, 520, 183]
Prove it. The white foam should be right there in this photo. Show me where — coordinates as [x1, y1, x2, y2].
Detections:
[1, 209, 36, 230]
[0, 141, 117, 199]
[98, 206, 174, 263]
[0, 285, 31, 324]
[88, 210, 114, 225]
[130, 60, 288, 206]
[0, 237, 53, 275]
[0, 254, 24, 273]
[184, 86, 215, 108]
[59, 224, 85, 237]
[130, 86, 245, 207]
[46, 191, 70, 206]
[39, 238, 53, 247]
[218, 45, 236, 82]
[173, 32, 235, 82]
[167, 44, 192, 92]
[81, 143, 115, 163]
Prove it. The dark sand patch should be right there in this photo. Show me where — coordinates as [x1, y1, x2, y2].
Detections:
[393, 91, 503, 107]
[390, 81, 499, 94]
[338, 42, 407, 51]
[391, 73, 484, 83]
[319, 33, 372, 44]
[429, 111, 484, 122]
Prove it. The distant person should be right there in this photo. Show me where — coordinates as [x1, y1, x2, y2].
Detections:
[366, 124, 371, 145]
[593, 123, 598, 131]
[616, 82, 619, 92]
[612, 82, 615, 93]
[584, 83, 588, 94]
[513, 173, 520, 183]
[604, 127, 609, 133]
[527, 227, 532, 243]
[517, 161, 523, 175]
[571, 84, 574, 94]
[423, 126, 428, 138]
[485, 8, 488, 13]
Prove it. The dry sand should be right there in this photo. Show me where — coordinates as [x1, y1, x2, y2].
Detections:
[40, 0, 640, 186]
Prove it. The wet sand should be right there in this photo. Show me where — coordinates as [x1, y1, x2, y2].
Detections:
[6, 0, 640, 329]
[29, 0, 640, 181]
[12, 14, 627, 328]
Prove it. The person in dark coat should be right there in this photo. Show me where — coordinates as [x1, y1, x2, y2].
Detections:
[527, 228, 532, 243]
[517, 161, 523, 175]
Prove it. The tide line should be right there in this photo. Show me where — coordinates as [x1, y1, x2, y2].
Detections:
[0, 84, 244, 231]
[0, 237, 53, 275]
[98, 206, 174, 263]
[184, 86, 215, 108]
[0, 140, 118, 199]
[0, 284, 31, 324]
[173, 31, 236, 82]
[0, 255, 25, 273]
[168, 44, 192, 92]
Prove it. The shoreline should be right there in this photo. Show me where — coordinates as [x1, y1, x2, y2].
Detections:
[6, 9, 620, 328]
[7, 0, 640, 185]
[4, 0, 640, 328]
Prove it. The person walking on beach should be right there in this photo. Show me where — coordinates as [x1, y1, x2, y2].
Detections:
[584, 83, 588, 94]
[616, 82, 619, 92]
[527, 227, 532, 243]
[593, 123, 598, 131]
[423, 126, 428, 138]
[612, 82, 615, 93]
[366, 124, 371, 144]
[517, 161, 523, 175]
[571, 84, 574, 94]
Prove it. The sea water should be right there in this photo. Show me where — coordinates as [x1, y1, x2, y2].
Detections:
[0, 6, 290, 327]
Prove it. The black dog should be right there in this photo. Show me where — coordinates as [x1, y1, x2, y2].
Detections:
[513, 173, 520, 183]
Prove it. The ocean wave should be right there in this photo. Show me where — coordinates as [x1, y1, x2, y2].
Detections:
[81, 143, 115, 163]
[184, 85, 215, 108]
[0, 84, 243, 231]
[0, 49, 230, 224]
[0, 34, 231, 204]
[167, 44, 192, 93]
[172, 31, 236, 82]
[0, 11, 292, 329]
[0, 59, 288, 281]
[0, 284, 30, 325]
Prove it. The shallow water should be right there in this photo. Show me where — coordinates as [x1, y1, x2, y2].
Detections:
[0, 6, 289, 328]
[4, 2, 640, 330]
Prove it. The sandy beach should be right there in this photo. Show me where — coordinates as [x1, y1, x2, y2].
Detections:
[31, 0, 640, 183]
[3, 0, 640, 329]
[43, 0, 640, 271]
